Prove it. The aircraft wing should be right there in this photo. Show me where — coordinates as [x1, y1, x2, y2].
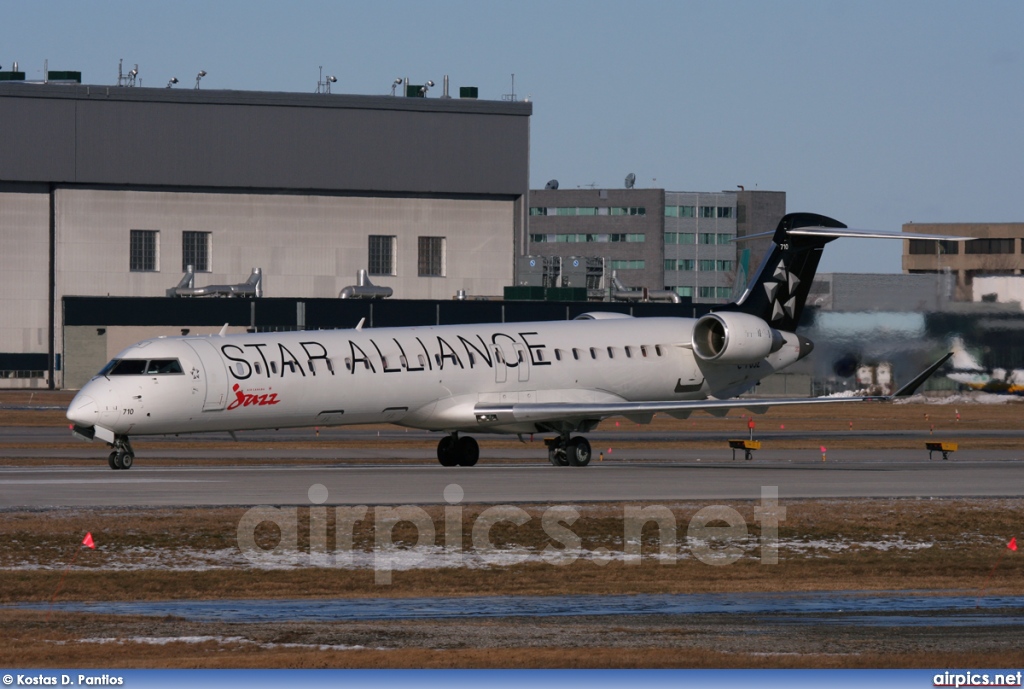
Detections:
[474, 353, 952, 427]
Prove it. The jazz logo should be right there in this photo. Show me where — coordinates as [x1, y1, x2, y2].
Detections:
[227, 384, 281, 410]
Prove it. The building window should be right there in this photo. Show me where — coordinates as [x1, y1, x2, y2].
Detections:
[670, 286, 694, 298]
[129, 230, 159, 272]
[529, 234, 548, 243]
[664, 259, 695, 271]
[679, 205, 695, 218]
[699, 206, 715, 218]
[182, 231, 211, 272]
[610, 207, 646, 216]
[699, 286, 733, 299]
[717, 207, 734, 219]
[965, 238, 1016, 255]
[529, 207, 548, 216]
[368, 235, 396, 275]
[717, 233, 733, 245]
[699, 233, 716, 244]
[418, 236, 446, 277]
[610, 260, 645, 270]
[717, 260, 733, 272]
[665, 232, 695, 245]
[698, 259, 716, 271]
[665, 206, 678, 218]
[909, 239, 961, 255]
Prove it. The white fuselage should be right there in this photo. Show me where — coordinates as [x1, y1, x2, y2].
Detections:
[66, 316, 805, 438]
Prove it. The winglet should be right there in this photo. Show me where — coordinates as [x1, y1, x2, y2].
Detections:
[891, 352, 954, 398]
[218, 323, 229, 337]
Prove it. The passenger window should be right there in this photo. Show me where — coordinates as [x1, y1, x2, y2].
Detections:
[517, 351, 524, 363]
[381, 356, 389, 369]
[326, 359, 335, 374]
[641, 346, 649, 358]
[607, 347, 614, 358]
[270, 361, 278, 375]
[468, 353, 476, 366]
[400, 355, 408, 368]
[572, 348, 581, 361]
[435, 354, 441, 366]
[590, 347, 598, 359]
[418, 354, 426, 367]
[625, 347, 633, 358]
[554, 349, 562, 361]
[344, 357, 353, 371]
[536, 350, 544, 362]
[655, 345, 664, 356]
[254, 363, 263, 375]
[308, 361, 316, 374]
[233, 363, 246, 377]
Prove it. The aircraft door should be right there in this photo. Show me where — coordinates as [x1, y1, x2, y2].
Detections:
[185, 339, 229, 411]
[493, 345, 507, 383]
[513, 343, 530, 382]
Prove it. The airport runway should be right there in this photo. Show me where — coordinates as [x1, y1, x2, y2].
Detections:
[3, 458, 1024, 508]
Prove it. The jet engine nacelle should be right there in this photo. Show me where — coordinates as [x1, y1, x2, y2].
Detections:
[691, 312, 781, 365]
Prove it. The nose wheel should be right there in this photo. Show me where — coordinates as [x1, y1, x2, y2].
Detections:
[107, 436, 135, 470]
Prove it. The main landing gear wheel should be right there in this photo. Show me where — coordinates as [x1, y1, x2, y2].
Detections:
[455, 436, 479, 467]
[567, 437, 592, 467]
[546, 435, 591, 467]
[437, 434, 480, 467]
[437, 435, 459, 467]
[548, 446, 569, 467]
[108, 451, 118, 470]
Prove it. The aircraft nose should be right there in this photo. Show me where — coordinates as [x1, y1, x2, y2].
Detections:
[66, 394, 98, 427]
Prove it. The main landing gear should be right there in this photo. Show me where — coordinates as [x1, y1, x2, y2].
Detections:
[545, 433, 592, 467]
[107, 435, 135, 470]
[437, 433, 480, 467]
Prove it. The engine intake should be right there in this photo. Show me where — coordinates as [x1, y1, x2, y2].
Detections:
[691, 312, 782, 364]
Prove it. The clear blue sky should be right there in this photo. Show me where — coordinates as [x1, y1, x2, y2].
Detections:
[4, 0, 1022, 273]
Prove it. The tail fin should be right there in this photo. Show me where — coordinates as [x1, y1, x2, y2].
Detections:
[721, 212, 846, 331]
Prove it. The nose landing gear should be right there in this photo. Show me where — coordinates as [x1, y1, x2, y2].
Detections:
[107, 436, 135, 470]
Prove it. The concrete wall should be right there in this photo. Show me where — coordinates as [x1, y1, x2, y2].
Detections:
[0, 187, 49, 355]
[51, 189, 515, 385]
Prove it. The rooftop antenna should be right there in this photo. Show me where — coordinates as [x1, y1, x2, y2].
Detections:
[624, 172, 636, 189]
[194, 70, 206, 89]
[390, 77, 403, 96]
[502, 73, 517, 102]
[316, 66, 337, 94]
[116, 59, 139, 87]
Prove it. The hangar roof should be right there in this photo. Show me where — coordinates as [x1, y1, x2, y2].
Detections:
[0, 84, 531, 196]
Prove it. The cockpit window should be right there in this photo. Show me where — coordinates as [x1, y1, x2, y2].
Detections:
[145, 359, 184, 375]
[100, 358, 183, 376]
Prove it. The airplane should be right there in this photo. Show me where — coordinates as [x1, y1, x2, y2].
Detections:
[946, 336, 1024, 395]
[66, 212, 961, 470]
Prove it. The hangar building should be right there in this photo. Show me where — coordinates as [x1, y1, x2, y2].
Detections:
[0, 83, 532, 388]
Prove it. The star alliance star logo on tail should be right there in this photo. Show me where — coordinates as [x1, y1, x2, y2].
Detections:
[764, 258, 800, 323]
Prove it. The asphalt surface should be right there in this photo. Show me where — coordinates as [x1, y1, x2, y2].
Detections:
[4, 456, 1024, 507]
[3, 422, 1023, 507]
